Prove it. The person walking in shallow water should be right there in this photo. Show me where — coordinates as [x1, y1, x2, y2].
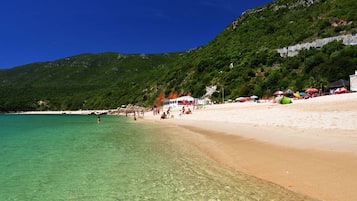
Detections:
[97, 115, 101, 124]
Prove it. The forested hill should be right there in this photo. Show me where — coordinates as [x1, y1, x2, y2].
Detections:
[0, 53, 185, 111]
[1, 0, 356, 112]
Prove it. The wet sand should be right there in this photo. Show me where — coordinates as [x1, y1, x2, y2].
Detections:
[144, 93, 357, 201]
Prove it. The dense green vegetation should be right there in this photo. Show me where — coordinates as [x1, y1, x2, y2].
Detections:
[0, 0, 356, 112]
[0, 53, 184, 111]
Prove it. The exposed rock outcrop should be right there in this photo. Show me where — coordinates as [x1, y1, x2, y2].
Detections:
[231, 0, 324, 30]
[277, 34, 357, 57]
[272, 0, 324, 11]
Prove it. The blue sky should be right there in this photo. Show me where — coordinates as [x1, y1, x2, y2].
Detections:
[0, 0, 274, 69]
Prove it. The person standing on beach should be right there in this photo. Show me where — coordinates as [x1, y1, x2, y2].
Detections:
[153, 105, 157, 115]
[134, 111, 137, 121]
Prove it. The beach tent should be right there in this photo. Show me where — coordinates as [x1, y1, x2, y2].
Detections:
[281, 96, 292, 104]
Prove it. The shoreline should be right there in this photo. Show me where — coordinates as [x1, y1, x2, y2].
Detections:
[165, 121, 357, 201]
[10, 110, 111, 115]
[143, 93, 357, 201]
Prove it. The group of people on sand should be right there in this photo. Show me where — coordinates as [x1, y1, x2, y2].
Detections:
[160, 107, 171, 119]
[160, 106, 192, 119]
[181, 106, 192, 115]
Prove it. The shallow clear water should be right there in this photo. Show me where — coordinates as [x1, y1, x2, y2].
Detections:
[0, 114, 317, 200]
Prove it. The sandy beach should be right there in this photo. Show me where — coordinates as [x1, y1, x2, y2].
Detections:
[144, 93, 357, 201]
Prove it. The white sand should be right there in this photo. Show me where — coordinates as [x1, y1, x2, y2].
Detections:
[143, 93, 357, 201]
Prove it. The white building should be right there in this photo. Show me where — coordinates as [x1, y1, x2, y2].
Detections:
[350, 70, 357, 92]
[163, 96, 207, 109]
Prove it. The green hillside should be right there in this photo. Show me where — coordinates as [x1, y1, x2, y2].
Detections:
[0, 52, 185, 111]
[0, 0, 356, 112]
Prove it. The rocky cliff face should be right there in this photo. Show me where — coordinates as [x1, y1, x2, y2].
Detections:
[272, 0, 324, 11]
[277, 34, 357, 57]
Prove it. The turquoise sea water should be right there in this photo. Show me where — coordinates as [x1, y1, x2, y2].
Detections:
[0, 114, 317, 201]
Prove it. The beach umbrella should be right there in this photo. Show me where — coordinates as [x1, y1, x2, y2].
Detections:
[299, 92, 306, 97]
[285, 89, 294, 96]
[250, 95, 258, 99]
[236, 97, 249, 102]
[293, 93, 301, 99]
[273, 90, 284, 96]
[305, 88, 318, 93]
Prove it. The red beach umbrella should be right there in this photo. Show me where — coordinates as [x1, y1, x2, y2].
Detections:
[273, 90, 284, 96]
[305, 88, 318, 93]
[235, 97, 249, 102]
